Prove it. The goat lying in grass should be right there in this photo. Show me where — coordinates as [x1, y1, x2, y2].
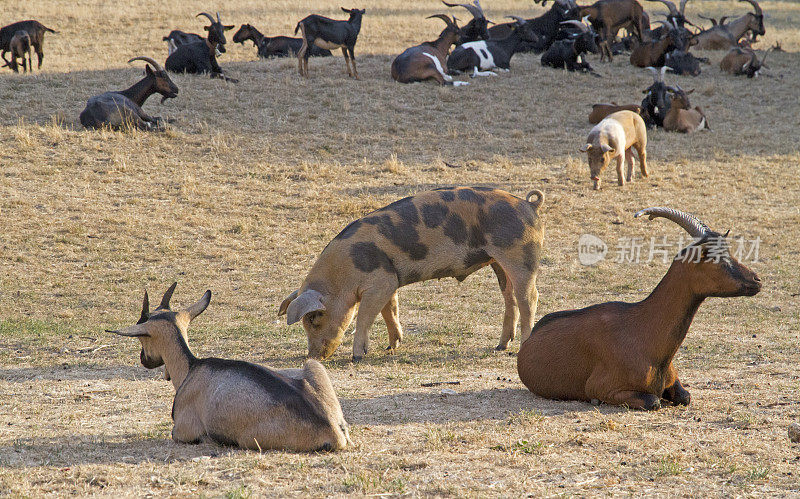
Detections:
[518, 208, 761, 410]
[109, 283, 351, 452]
[79, 57, 178, 131]
[391, 15, 467, 86]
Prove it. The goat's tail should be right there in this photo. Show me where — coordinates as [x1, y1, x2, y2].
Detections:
[40, 24, 57, 34]
[525, 189, 545, 211]
[294, 21, 302, 35]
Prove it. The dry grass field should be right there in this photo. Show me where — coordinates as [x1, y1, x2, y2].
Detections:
[1, 0, 799, 496]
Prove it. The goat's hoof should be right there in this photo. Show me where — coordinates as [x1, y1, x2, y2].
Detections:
[494, 343, 508, 351]
[590, 398, 601, 406]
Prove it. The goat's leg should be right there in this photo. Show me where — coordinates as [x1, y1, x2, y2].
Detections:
[491, 262, 519, 350]
[615, 154, 625, 186]
[348, 47, 359, 79]
[172, 409, 204, 444]
[353, 280, 399, 361]
[341, 47, 352, 77]
[662, 363, 691, 405]
[35, 44, 43, 69]
[625, 148, 635, 182]
[606, 390, 662, 410]
[381, 291, 403, 352]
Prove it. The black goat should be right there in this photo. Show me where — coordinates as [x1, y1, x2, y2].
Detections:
[0, 20, 56, 70]
[442, 0, 490, 44]
[447, 18, 539, 76]
[665, 48, 701, 76]
[489, 0, 580, 53]
[295, 8, 365, 78]
[232, 24, 331, 58]
[80, 57, 178, 131]
[640, 65, 675, 128]
[541, 20, 600, 74]
[163, 30, 204, 55]
[165, 12, 238, 82]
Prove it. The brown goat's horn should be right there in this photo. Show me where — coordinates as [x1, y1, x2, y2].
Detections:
[197, 12, 216, 24]
[442, 0, 484, 19]
[646, 0, 680, 17]
[696, 14, 718, 26]
[634, 207, 711, 238]
[739, 0, 762, 16]
[679, 0, 690, 15]
[427, 13, 458, 29]
[128, 56, 164, 72]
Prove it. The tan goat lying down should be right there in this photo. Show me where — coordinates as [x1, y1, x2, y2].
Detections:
[109, 283, 351, 451]
[518, 208, 761, 410]
[580, 110, 648, 190]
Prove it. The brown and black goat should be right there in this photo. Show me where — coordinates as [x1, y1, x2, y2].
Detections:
[579, 0, 648, 61]
[0, 20, 56, 70]
[279, 187, 545, 361]
[79, 57, 178, 130]
[391, 15, 467, 86]
[109, 283, 351, 452]
[518, 207, 761, 410]
[720, 46, 769, 77]
[295, 8, 365, 78]
[1, 30, 33, 73]
[442, 0, 491, 44]
[663, 86, 709, 133]
[693, 0, 765, 50]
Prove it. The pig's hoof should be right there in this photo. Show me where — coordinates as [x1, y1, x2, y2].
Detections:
[352, 355, 363, 363]
[495, 344, 508, 351]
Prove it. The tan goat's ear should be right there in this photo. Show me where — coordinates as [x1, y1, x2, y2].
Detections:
[286, 290, 326, 325]
[278, 290, 299, 316]
[185, 290, 212, 321]
[159, 282, 177, 310]
[579, 143, 592, 152]
[107, 324, 149, 337]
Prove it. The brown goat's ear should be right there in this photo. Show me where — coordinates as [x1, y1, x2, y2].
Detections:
[341, 7, 351, 13]
[224, 25, 234, 30]
[185, 290, 211, 321]
[107, 324, 149, 337]
[579, 143, 592, 152]
[278, 290, 299, 316]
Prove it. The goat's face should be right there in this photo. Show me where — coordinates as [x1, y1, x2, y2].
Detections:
[577, 31, 600, 54]
[205, 22, 234, 53]
[748, 14, 766, 37]
[146, 65, 179, 102]
[232, 24, 252, 45]
[678, 236, 761, 297]
[668, 89, 693, 111]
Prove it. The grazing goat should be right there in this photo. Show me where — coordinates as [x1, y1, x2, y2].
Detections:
[79, 57, 178, 131]
[720, 46, 769, 77]
[580, 110, 648, 190]
[579, 0, 648, 61]
[2, 31, 33, 73]
[109, 283, 351, 451]
[489, 0, 580, 53]
[442, 0, 490, 44]
[0, 20, 56, 70]
[663, 86, 709, 133]
[541, 20, 600, 74]
[163, 30, 204, 55]
[640, 65, 674, 128]
[693, 0, 764, 50]
[664, 48, 701, 76]
[232, 24, 332, 58]
[279, 187, 545, 361]
[165, 12, 237, 82]
[391, 15, 467, 86]
[295, 8, 365, 79]
[588, 102, 641, 124]
[447, 18, 538, 76]
[518, 208, 761, 410]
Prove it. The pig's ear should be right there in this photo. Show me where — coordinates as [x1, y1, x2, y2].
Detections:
[285, 290, 326, 325]
[601, 144, 613, 153]
[278, 290, 299, 316]
[579, 143, 592, 152]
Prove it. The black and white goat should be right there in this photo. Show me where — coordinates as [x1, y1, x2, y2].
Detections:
[442, 0, 490, 44]
[447, 17, 538, 76]
[79, 57, 178, 130]
[391, 15, 467, 86]
[541, 20, 600, 75]
[640, 65, 674, 128]
[295, 8, 365, 78]
[165, 12, 237, 82]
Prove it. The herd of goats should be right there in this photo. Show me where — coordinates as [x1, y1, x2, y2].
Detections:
[0, 0, 772, 452]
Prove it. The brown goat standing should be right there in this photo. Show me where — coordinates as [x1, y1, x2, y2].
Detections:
[279, 187, 545, 361]
[580, 0, 648, 61]
[518, 208, 761, 410]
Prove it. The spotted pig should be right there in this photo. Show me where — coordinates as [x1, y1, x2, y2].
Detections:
[279, 186, 545, 361]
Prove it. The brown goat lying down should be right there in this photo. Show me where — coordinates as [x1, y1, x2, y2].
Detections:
[109, 283, 351, 451]
[518, 208, 761, 410]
